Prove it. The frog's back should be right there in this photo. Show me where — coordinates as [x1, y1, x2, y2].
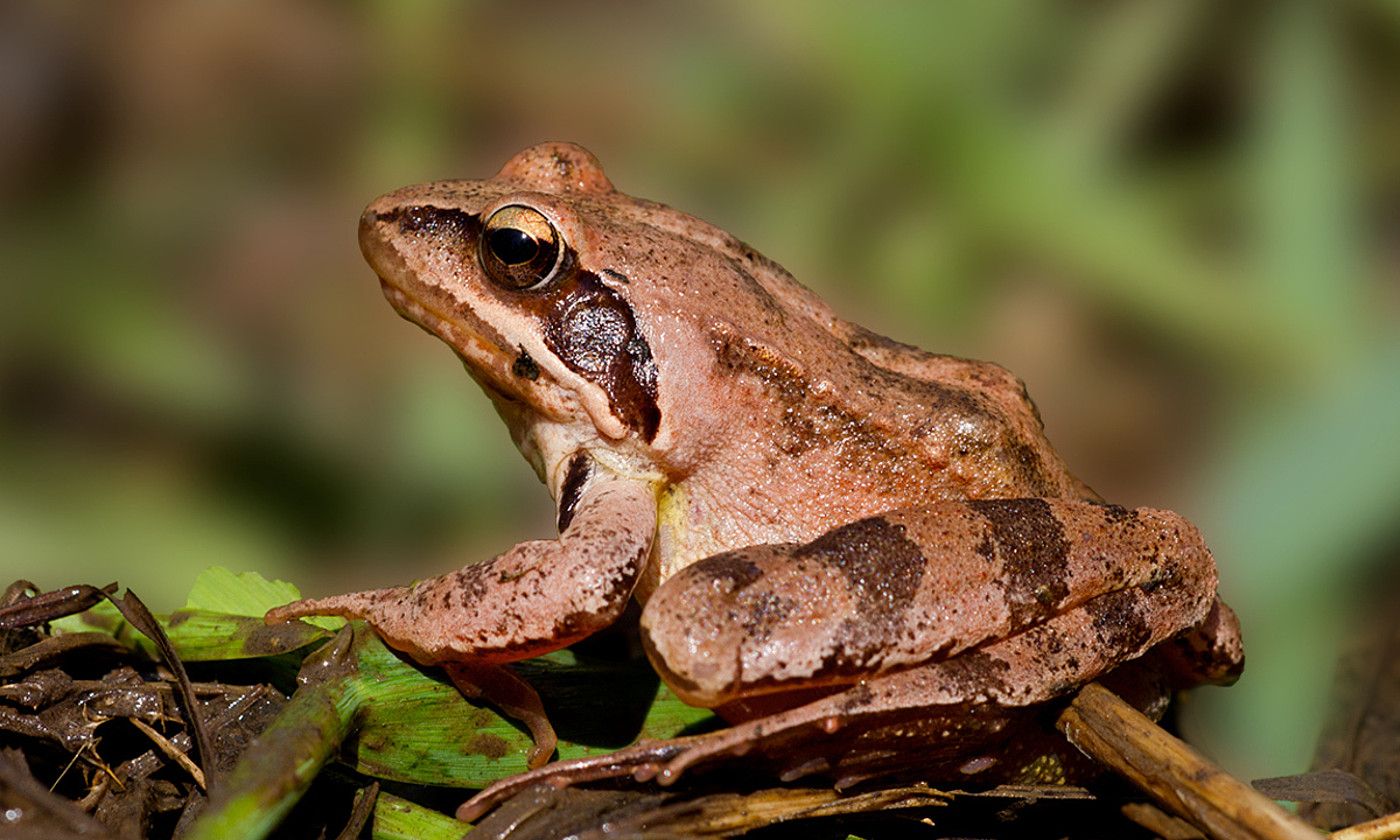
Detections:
[836, 321, 1100, 502]
[696, 230, 1092, 503]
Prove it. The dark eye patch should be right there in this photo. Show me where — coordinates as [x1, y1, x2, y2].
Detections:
[540, 270, 660, 441]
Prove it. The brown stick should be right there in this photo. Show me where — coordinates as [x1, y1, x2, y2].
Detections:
[1330, 811, 1400, 840]
[128, 718, 206, 790]
[1057, 682, 1318, 840]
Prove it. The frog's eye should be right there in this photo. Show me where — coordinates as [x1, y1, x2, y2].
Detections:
[480, 205, 564, 290]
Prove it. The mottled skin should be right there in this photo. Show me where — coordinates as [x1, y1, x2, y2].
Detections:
[264, 143, 1243, 817]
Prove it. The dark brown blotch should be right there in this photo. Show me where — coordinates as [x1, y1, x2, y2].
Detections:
[688, 552, 765, 593]
[512, 346, 540, 381]
[539, 270, 660, 441]
[555, 454, 591, 532]
[467, 733, 510, 760]
[1007, 441, 1056, 496]
[741, 591, 796, 642]
[838, 681, 875, 712]
[941, 650, 1013, 699]
[1092, 502, 1137, 524]
[796, 517, 926, 656]
[386, 205, 482, 241]
[968, 499, 1072, 628]
[1087, 589, 1153, 653]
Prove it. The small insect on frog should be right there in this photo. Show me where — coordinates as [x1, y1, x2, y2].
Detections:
[267, 142, 1242, 820]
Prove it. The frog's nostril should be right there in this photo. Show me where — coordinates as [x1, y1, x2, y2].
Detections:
[359, 208, 381, 238]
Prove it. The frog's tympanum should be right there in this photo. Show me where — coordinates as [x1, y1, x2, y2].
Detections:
[267, 143, 1242, 820]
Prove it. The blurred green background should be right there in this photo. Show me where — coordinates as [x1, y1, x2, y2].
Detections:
[2, 0, 1397, 786]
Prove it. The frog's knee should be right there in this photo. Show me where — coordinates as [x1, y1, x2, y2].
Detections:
[639, 550, 783, 707]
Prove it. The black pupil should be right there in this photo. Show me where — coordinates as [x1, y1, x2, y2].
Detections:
[490, 227, 539, 265]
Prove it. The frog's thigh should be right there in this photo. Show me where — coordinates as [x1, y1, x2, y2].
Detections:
[642, 499, 1218, 707]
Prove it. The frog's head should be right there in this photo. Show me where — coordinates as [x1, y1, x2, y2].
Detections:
[360, 143, 662, 450]
[360, 142, 827, 480]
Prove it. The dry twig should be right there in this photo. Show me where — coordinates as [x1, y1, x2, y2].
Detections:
[1058, 682, 1317, 840]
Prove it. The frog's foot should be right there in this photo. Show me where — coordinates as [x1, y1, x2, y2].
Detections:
[453, 683, 939, 823]
[455, 677, 929, 823]
[264, 587, 405, 625]
[1160, 597, 1245, 687]
[444, 661, 558, 770]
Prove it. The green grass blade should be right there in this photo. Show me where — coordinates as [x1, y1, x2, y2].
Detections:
[186, 627, 365, 840]
[1252, 1, 1364, 361]
[373, 792, 471, 839]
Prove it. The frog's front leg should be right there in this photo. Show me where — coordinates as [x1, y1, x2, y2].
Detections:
[265, 466, 657, 766]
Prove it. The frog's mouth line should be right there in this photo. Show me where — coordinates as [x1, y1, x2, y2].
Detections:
[388, 281, 497, 357]
[366, 268, 540, 413]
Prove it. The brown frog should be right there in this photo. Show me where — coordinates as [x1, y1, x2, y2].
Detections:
[266, 142, 1243, 820]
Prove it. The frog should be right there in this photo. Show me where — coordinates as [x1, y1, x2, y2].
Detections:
[265, 142, 1243, 821]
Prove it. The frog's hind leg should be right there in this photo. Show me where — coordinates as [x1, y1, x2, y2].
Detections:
[637, 579, 1219, 790]
[458, 500, 1240, 821]
[456, 582, 1201, 821]
[641, 499, 1223, 710]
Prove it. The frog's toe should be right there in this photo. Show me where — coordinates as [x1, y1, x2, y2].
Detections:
[455, 741, 686, 823]
[651, 726, 761, 785]
[263, 590, 392, 625]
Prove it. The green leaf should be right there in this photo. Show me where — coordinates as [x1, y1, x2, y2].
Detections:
[186, 566, 342, 631]
[52, 601, 330, 662]
[349, 631, 716, 787]
[49, 600, 123, 637]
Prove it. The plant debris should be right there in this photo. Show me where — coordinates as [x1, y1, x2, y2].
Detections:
[0, 581, 286, 838]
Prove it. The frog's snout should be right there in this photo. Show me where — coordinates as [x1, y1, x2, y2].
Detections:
[358, 207, 378, 246]
[358, 205, 393, 269]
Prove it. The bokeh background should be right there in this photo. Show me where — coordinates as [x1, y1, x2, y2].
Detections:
[3, 1, 1397, 787]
